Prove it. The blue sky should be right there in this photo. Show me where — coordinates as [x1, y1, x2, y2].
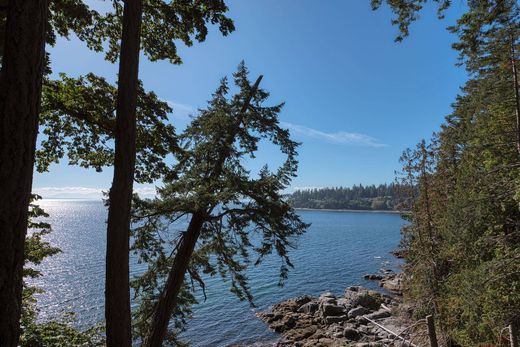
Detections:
[34, 0, 468, 199]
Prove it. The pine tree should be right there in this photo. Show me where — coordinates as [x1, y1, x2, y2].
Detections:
[130, 63, 309, 346]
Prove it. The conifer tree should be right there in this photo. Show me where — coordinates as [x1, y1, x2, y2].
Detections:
[374, 1, 520, 344]
[0, 2, 48, 345]
[131, 63, 309, 346]
[1, 1, 234, 343]
[104, 1, 143, 345]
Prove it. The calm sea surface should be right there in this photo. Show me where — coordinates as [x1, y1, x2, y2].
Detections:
[29, 199, 406, 346]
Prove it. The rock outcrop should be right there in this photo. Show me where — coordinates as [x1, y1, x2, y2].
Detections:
[256, 286, 408, 347]
[362, 271, 405, 295]
[378, 273, 404, 295]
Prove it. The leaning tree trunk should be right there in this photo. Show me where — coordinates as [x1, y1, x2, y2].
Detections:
[143, 75, 263, 347]
[0, 0, 48, 346]
[105, 0, 143, 346]
[143, 212, 206, 347]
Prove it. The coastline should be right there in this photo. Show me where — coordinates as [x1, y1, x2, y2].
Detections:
[294, 208, 402, 214]
[256, 272, 412, 347]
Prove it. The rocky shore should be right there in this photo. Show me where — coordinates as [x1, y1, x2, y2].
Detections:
[256, 273, 410, 347]
[364, 272, 404, 295]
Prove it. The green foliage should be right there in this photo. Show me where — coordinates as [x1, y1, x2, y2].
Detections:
[37, 73, 177, 183]
[290, 183, 405, 210]
[396, 2, 520, 345]
[21, 319, 104, 347]
[2, 0, 235, 344]
[1, 0, 235, 66]
[97, 0, 235, 64]
[371, 0, 451, 41]
[130, 63, 309, 344]
[46, 0, 103, 51]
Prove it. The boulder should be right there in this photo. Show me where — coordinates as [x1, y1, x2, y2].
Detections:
[298, 301, 318, 315]
[317, 337, 335, 345]
[348, 307, 368, 319]
[284, 325, 318, 341]
[271, 315, 296, 332]
[336, 298, 351, 307]
[294, 295, 313, 306]
[380, 274, 403, 294]
[363, 274, 384, 280]
[272, 300, 300, 313]
[346, 285, 362, 292]
[324, 315, 348, 324]
[345, 288, 383, 310]
[321, 303, 345, 316]
[319, 292, 336, 299]
[365, 308, 391, 320]
[343, 327, 360, 340]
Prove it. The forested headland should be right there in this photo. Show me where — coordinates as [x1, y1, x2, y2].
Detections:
[290, 184, 404, 211]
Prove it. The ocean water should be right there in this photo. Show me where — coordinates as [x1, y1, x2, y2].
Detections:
[29, 199, 406, 346]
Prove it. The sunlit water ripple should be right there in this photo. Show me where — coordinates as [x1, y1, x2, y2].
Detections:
[29, 199, 405, 346]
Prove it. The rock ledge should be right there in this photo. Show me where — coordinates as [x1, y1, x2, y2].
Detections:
[257, 285, 410, 347]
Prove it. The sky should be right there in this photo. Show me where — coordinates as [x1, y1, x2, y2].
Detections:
[33, 0, 469, 199]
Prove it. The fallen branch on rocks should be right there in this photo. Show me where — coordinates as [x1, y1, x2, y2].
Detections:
[362, 316, 419, 347]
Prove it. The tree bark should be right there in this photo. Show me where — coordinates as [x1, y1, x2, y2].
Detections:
[143, 212, 205, 347]
[509, 32, 520, 158]
[0, 0, 48, 345]
[143, 75, 263, 347]
[105, 0, 142, 346]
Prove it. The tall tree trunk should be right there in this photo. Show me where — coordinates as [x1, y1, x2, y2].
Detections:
[143, 75, 263, 347]
[509, 32, 520, 158]
[0, 1, 48, 346]
[105, 0, 142, 346]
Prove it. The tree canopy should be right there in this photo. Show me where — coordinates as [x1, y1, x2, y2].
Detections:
[395, 1, 520, 344]
[290, 184, 406, 211]
[130, 63, 308, 345]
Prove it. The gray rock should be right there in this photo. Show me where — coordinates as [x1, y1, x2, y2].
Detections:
[336, 298, 351, 307]
[294, 295, 313, 306]
[364, 274, 384, 280]
[297, 301, 318, 315]
[343, 327, 360, 340]
[357, 325, 369, 333]
[321, 303, 345, 316]
[333, 332, 344, 338]
[365, 309, 391, 320]
[347, 286, 362, 292]
[324, 315, 348, 324]
[380, 272, 404, 294]
[345, 289, 384, 310]
[355, 315, 368, 323]
[348, 307, 368, 318]
[319, 297, 336, 305]
[319, 292, 335, 299]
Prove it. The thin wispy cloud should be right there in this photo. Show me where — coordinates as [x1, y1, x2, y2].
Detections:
[281, 122, 387, 148]
[166, 101, 196, 120]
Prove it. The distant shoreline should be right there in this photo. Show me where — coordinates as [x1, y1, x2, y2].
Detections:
[294, 207, 402, 214]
